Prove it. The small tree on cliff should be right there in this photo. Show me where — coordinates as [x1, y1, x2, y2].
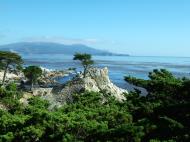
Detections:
[0, 51, 23, 86]
[23, 66, 42, 89]
[73, 53, 94, 78]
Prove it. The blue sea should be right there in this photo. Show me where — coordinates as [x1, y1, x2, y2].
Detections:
[22, 54, 190, 90]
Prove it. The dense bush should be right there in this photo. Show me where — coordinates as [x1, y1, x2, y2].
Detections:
[0, 89, 139, 141]
[125, 69, 190, 141]
[0, 69, 189, 141]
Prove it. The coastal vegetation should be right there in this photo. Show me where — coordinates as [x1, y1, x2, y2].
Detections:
[73, 53, 94, 78]
[23, 66, 42, 89]
[0, 51, 190, 142]
[0, 51, 23, 86]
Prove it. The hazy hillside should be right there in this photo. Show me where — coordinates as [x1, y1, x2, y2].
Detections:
[0, 42, 129, 56]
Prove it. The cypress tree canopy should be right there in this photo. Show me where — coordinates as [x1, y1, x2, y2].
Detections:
[0, 51, 23, 65]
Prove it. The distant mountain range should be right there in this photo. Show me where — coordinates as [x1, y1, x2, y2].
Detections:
[0, 42, 129, 56]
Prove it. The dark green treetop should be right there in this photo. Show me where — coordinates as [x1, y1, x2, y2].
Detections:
[23, 66, 42, 89]
[0, 51, 23, 86]
[73, 53, 94, 78]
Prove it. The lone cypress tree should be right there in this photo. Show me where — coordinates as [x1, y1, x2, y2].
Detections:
[0, 51, 23, 86]
[23, 66, 42, 89]
[73, 53, 94, 78]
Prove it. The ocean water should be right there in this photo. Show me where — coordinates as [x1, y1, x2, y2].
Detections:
[22, 54, 190, 90]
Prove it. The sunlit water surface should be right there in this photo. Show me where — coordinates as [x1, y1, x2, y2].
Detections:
[22, 54, 190, 91]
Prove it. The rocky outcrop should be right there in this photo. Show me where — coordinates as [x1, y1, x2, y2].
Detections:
[0, 71, 24, 83]
[38, 69, 74, 87]
[20, 67, 128, 109]
[56, 67, 128, 102]
[32, 88, 53, 97]
[20, 88, 59, 107]
[20, 87, 64, 109]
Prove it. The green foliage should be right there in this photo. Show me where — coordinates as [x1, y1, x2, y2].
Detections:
[0, 51, 23, 85]
[0, 83, 23, 113]
[73, 53, 94, 78]
[0, 51, 23, 65]
[27, 97, 50, 109]
[125, 69, 190, 142]
[0, 132, 14, 142]
[23, 66, 42, 88]
[0, 69, 190, 141]
[6, 82, 17, 92]
[0, 88, 138, 141]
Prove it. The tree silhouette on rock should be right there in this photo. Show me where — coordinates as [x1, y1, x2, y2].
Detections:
[73, 53, 94, 78]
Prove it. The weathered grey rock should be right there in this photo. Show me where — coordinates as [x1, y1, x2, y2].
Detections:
[20, 88, 53, 104]
[38, 69, 73, 87]
[32, 88, 53, 97]
[20, 67, 128, 109]
[0, 71, 24, 84]
[20, 88, 62, 109]
[57, 67, 128, 102]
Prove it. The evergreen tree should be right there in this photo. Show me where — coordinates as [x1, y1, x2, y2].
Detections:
[0, 51, 23, 86]
[23, 66, 42, 89]
[73, 53, 94, 78]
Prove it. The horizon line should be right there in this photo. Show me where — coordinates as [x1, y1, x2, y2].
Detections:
[0, 41, 189, 58]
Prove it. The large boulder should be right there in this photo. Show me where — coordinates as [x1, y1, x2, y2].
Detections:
[56, 67, 128, 102]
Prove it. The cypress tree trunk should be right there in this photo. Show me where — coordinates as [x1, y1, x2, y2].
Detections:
[2, 63, 9, 86]
[83, 66, 88, 78]
[31, 80, 34, 90]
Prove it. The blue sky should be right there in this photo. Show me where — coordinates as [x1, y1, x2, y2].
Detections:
[0, 0, 189, 56]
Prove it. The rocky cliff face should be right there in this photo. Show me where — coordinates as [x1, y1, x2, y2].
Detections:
[20, 67, 128, 109]
[56, 67, 127, 102]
